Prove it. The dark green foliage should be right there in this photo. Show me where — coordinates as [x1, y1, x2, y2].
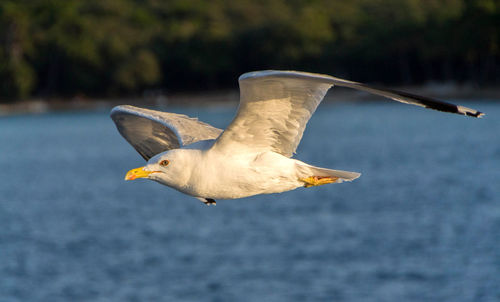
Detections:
[0, 0, 498, 101]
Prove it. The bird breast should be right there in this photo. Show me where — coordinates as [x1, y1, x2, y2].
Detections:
[183, 150, 302, 199]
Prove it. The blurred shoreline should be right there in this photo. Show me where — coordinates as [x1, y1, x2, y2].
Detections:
[1, 84, 499, 116]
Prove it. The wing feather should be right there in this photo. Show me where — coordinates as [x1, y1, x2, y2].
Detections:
[213, 71, 333, 157]
[212, 70, 483, 157]
[111, 105, 222, 160]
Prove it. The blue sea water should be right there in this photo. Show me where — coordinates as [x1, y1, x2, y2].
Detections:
[0, 101, 499, 302]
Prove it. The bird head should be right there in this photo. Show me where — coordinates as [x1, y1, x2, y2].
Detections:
[124, 150, 190, 187]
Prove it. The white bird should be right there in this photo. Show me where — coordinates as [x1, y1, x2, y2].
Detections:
[111, 70, 483, 205]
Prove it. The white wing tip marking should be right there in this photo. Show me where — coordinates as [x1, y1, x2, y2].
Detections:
[457, 105, 485, 118]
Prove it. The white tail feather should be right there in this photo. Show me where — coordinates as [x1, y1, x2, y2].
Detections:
[296, 162, 361, 183]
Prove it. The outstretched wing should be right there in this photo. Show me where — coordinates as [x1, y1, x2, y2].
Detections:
[212, 71, 333, 157]
[212, 70, 483, 157]
[111, 105, 223, 160]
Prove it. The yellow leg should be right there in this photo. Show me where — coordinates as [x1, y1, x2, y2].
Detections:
[300, 176, 339, 188]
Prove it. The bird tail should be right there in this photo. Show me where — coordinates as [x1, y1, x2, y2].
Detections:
[296, 162, 361, 187]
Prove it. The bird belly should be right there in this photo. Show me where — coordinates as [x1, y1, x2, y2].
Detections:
[183, 151, 303, 199]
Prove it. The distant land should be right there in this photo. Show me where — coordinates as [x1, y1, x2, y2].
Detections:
[1, 84, 499, 116]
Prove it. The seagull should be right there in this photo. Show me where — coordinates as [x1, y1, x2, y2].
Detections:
[111, 70, 483, 205]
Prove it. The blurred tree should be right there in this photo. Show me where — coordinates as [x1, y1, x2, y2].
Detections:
[0, 1, 35, 100]
[452, 0, 500, 84]
[0, 0, 498, 102]
[28, 0, 161, 96]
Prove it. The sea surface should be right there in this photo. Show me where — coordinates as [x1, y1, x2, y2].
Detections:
[1, 101, 499, 302]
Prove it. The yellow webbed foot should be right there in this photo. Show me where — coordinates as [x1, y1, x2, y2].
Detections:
[300, 176, 339, 188]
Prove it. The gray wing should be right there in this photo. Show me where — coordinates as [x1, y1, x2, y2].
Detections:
[111, 105, 223, 160]
[212, 70, 484, 157]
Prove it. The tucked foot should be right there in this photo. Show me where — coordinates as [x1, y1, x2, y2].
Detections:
[300, 176, 339, 188]
[203, 198, 217, 206]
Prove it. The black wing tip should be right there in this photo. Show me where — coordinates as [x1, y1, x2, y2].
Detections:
[360, 83, 485, 118]
[465, 110, 485, 118]
[457, 105, 485, 118]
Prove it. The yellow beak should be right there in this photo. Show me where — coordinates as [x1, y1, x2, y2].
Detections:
[125, 166, 154, 181]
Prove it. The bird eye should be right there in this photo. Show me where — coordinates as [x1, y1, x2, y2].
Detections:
[159, 159, 169, 166]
